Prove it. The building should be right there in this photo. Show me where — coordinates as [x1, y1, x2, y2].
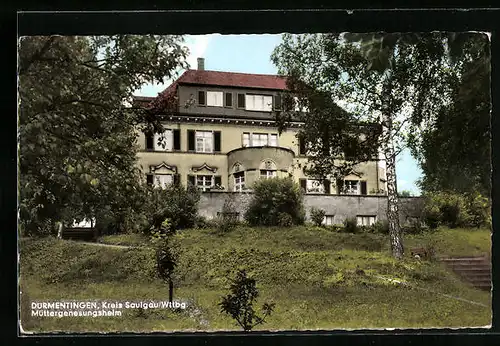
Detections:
[133, 58, 387, 199]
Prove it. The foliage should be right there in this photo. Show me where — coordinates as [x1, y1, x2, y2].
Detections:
[410, 34, 491, 196]
[310, 207, 326, 227]
[422, 191, 490, 229]
[370, 220, 390, 234]
[18, 35, 189, 236]
[219, 269, 275, 331]
[140, 184, 201, 234]
[398, 190, 413, 197]
[343, 218, 359, 234]
[244, 178, 305, 227]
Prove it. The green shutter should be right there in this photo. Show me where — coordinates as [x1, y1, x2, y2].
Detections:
[173, 174, 180, 186]
[214, 175, 222, 188]
[336, 179, 343, 194]
[188, 175, 195, 186]
[145, 133, 154, 150]
[324, 179, 331, 194]
[237, 93, 245, 108]
[146, 174, 153, 185]
[214, 131, 221, 152]
[198, 91, 205, 105]
[188, 130, 195, 151]
[173, 129, 181, 150]
[361, 181, 367, 195]
[300, 178, 307, 193]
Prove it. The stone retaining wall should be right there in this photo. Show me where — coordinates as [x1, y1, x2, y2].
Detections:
[198, 192, 424, 224]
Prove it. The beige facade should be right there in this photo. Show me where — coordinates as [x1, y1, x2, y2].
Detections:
[134, 65, 387, 195]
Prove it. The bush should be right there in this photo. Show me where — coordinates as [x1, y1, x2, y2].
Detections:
[465, 191, 491, 228]
[244, 177, 305, 227]
[370, 220, 389, 234]
[141, 184, 201, 234]
[342, 218, 359, 233]
[422, 191, 490, 229]
[310, 207, 326, 227]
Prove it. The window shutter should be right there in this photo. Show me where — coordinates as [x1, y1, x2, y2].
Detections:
[324, 179, 331, 194]
[146, 174, 153, 185]
[198, 91, 206, 105]
[188, 130, 195, 151]
[361, 181, 367, 195]
[188, 175, 195, 186]
[173, 129, 180, 150]
[214, 131, 221, 152]
[237, 93, 245, 108]
[214, 175, 222, 187]
[336, 179, 343, 194]
[298, 136, 306, 155]
[225, 92, 233, 107]
[173, 174, 180, 186]
[300, 178, 307, 193]
[145, 133, 154, 150]
[274, 94, 282, 110]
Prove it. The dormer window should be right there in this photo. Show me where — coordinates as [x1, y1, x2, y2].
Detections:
[245, 94, 273, 112]
[207, 91, 223, 107]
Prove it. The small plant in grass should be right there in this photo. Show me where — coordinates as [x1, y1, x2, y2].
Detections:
[215, 195, 239, 234]
[343, 218, 359, 233]
[219, 269, 275, 332]
[310, 207, 326, 227]
[150, 219, 178, 303]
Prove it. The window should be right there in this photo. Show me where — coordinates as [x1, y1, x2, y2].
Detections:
[307, 179, 325, 193]
[269, 134, 278, 146]
[357, 215, 377, 226]
[196, 175, 214, 191]
[154, 130, 173, 151]
[245, 94, 273, 111]
[154, 174, 173, 189]
[260, 170, 276, 179]
[323, 215, 335, 226]
[245, 133, 278, 147]
[206, 91, 223, 107]
[294, 96, 308, 112]
[242, 133, 250, 147]
[225, 92, 233, 107]
[344, 180, 360, 195]
[195, 131, 214, 153]
[234, 171, 245, 192]
[252, 133, 269, 146]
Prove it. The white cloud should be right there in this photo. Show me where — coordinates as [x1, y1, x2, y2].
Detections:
[134, 34, 213, 97]
[398, 179, 408, 187]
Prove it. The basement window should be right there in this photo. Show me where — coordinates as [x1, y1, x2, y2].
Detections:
[357, 215, 377, 226]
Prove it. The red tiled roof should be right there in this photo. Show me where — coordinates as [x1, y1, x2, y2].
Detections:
[133, 69, 288, 113]
[176, 69, 288, 90]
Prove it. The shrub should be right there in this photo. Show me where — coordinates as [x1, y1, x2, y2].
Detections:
[464, 191, 491, 228]
[422, 191, 490, 229]
[310, 207, 326, 227]
[219, 269, 275, 332]
[141, 184, 201, 234]
[244, 177, 305, 227]
[343, 218, 359, 233]
[370, 220, 389, 234]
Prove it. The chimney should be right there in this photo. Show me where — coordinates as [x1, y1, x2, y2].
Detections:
[197, 57, 205, 71]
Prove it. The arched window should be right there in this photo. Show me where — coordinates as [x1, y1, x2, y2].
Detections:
[259, 160, 277, 179]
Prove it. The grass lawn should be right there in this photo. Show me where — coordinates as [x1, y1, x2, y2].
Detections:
[19, 226, 491, 333]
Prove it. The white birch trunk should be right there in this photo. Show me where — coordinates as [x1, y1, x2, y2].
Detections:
[381, 69, 404, 260]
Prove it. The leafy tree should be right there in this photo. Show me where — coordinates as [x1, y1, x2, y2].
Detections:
[409, 34, 491, 196]
[310, 207, 326, 227]
[272, 33, 456, 259]
[18, 35, 189, 236]
[219, 269, 275, 332]
[398, 190, 412, 197]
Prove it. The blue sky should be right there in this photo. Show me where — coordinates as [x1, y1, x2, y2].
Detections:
[136, 34, 422, 195]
